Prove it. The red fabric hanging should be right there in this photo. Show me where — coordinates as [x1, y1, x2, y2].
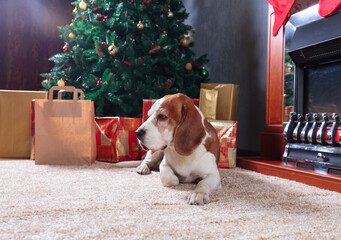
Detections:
[318, 0, 341, 17]
[266, 0, 296, 36]
[267, 0, 341, 37]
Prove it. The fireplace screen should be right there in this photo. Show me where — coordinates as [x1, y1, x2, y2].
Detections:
[304, 61, 341, 115]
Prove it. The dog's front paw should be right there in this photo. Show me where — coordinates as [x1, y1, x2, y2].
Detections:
[160, 174, 179, 187]
[187, 191, 210, 205]
[136, 163, 151, 175]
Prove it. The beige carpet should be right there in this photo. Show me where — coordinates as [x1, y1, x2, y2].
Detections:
[0, 160, 341, 240]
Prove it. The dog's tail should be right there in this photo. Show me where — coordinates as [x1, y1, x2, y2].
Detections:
[115, 160, 142, 168]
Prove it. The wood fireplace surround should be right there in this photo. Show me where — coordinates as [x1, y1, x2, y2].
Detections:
[236, 4, 341, 193]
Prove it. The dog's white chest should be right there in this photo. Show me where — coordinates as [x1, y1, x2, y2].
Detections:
[164, 144, 210, 181]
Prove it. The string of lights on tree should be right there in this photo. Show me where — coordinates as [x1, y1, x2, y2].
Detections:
[41, 0, 209, 117]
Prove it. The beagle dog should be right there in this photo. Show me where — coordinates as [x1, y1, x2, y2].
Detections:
[135, 93, 221, 205]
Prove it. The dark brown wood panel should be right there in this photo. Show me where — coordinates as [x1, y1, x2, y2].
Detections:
[261, 6, 285, 159]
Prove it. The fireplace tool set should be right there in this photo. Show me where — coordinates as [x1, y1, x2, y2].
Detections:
[283, 112, 341, 175]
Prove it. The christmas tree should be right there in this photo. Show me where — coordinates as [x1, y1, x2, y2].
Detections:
[41, 0, 209, 117]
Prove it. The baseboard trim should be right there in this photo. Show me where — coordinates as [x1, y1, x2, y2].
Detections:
[237, 156, 341, 193]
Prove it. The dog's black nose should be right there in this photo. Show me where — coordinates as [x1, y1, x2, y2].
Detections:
[135, 129, 146, 139]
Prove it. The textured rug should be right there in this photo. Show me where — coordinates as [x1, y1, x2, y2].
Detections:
[0, 160, 341, 240]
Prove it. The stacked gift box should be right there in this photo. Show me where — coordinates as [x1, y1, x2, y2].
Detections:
[199, 83, 239, 168]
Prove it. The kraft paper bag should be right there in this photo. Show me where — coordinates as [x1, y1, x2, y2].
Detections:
[201, 83, 239, 120]
[34, 86, 96, 165]
[199, 88, 218, 120]
[0, 90, 47, 159]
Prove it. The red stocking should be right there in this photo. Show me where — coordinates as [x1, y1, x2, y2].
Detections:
[267, 0, 296, 36]
[318, 0, 341, 17]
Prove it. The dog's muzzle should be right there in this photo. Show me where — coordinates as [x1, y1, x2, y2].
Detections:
[135, 128, 149, 150]
[135, 128, 145, 139]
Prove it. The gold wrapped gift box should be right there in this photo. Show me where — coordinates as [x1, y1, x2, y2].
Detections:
[0, 90, 47, 159]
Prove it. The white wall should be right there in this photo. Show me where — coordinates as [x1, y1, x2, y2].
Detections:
[183, 0, 269, 153]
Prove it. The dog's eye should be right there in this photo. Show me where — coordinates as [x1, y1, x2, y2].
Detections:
[157, 114, 168, 121]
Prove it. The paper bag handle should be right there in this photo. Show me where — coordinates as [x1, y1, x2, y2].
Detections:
[49, 86, 85, 101]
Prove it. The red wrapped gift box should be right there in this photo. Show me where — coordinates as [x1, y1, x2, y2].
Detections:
[96, 117, 142, 162]
[208, 120, 238, 168]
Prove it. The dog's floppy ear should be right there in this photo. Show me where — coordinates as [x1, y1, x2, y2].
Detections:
[173, 99, 205, 156]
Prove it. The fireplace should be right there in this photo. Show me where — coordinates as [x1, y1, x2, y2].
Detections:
[283, 5, 341, 174]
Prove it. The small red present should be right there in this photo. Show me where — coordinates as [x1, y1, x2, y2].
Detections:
[209, 120, 238, 168]
[96, 117, 142, 162]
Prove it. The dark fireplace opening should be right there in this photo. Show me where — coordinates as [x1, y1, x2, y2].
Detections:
[304, 60, 341, 115]
[283, 5, 341, 175]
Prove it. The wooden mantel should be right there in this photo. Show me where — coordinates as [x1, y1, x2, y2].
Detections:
[237, 4, 341, 193]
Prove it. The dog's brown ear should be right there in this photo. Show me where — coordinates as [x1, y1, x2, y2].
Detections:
[174, 100, 205, 156]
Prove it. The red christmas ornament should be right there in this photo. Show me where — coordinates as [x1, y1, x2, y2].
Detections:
[90, 1, 94, 5]
[103, 16, 109, 22]
[163, 43, 167, 47]
[181, 17, 185, 22]
[66, 66, 71, 72]
[156, 83, 161, 89]
[62, 42, 69, 52]
[124, 61, 131, 67]
[65, 78, 69, 84]
[97, 78, 103, 86]
[102, 42, 107, 48]
[161, 28, 167, 33]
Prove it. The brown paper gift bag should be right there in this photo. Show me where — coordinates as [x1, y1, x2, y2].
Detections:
[34, 86, 96, 165]
[0, 90, 47, 159]
[200, 83, 239, 120]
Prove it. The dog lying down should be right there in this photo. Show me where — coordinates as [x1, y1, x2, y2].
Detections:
[119, 93, 221, 205]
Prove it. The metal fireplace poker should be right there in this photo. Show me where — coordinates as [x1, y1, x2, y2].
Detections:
[283, 112, 341, 175]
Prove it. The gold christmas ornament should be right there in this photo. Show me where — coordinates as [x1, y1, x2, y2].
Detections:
[167, 11, 173, 18]
[79, 0, 87, 10]
[69, 32, 76, 39]
[72, 45, 77, 50]
[180, 38, 190, 47]
[58, 79, 65, 87]
[185, 62, 192, 71]
[137, 21, 144, 30]
[72, 6, 78, 14]
[285, 62, 293, 75]
[108, 44, 119, 55]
